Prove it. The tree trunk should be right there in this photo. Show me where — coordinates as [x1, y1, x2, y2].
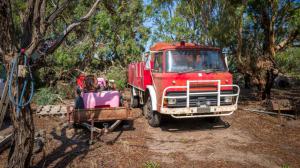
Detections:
[6, 58, 35, 168]
[0, 1, 35, 167]
[0, 0, 101, 167]
[8, 105, 34, 168]
[244, 73, 251, 89]
[260, 1, 277, 100]
[262, 69, 278, 100]
[0, 0, 15, 61]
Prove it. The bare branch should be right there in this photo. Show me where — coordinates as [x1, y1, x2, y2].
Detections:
[25, 0, 46, 56]
[33, 0, 44, 36]
[21, 0, 35, 47]
[46, 0, 69, 24]
[275, 29, 299, 51]
[40, 0, 46, 33]
[46, 0, 101, 54]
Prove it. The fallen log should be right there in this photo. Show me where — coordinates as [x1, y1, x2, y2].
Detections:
[241, 108, 296, 119]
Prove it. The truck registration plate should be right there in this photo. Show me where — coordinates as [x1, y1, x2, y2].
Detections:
[197, 107, 210, 113]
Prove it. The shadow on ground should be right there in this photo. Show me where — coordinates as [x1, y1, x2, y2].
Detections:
[160, 117, 230, 132]
[32, 122, 127, 168]
[33, 126, 91, 168]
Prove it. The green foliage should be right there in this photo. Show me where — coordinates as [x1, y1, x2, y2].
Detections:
[276, 47, 300, 78]
[53, 47, 78, 69]
[91, 0, 149, 66]
[143, 161, 160, 168]
[11, 0, 300, 94]
[145, 0, 241, 48]
[55, 82, 75, 99]
[40, 0, 149, 82]
[33, 82, 75, 105]
[106, 66, 127, 90]
[33, 87, 65, 105]
[227, 55, 243, 84]
[10, 0, 27, 38]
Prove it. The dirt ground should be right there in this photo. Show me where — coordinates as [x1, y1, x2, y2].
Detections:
[0, 88, 300, 168]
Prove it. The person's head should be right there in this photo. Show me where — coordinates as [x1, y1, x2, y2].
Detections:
[76, 87, 81, 96]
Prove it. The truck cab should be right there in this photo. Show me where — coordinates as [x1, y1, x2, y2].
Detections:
[128, 42, 240, 127]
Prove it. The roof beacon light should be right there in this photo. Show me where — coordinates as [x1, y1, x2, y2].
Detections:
[180, 41, 185, 46]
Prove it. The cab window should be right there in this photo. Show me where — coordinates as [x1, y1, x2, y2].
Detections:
[153, 52, 163, 72]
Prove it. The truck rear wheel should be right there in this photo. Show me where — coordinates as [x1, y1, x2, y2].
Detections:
[145, 97, 161, 127]
[130, 88, 139, 108]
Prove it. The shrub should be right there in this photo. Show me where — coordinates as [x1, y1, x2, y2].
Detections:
[33, 87, 65, 105]
[276, 47, 300, 79]
[55, 81, 75, 99]
[106, 65, 127, 90]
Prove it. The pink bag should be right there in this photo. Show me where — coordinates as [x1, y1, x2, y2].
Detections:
[83, 91, 120, 109]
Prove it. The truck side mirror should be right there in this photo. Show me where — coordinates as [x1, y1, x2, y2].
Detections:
[224, 55, 228, 68]
[222, 49, 229, 69]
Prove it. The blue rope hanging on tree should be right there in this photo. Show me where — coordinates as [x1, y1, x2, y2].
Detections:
[8, 49, 35, 118]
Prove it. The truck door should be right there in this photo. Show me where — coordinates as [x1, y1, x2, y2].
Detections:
[151, 52, 164, 109]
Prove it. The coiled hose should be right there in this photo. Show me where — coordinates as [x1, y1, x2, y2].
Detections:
[8, 51, 34, 117]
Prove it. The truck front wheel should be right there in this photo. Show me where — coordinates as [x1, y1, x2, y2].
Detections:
[145, 97, 161, 127]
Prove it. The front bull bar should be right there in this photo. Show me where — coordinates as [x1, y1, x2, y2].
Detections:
[160, 80, 240, 119]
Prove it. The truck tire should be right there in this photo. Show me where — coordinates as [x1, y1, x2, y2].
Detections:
[130, 88, 139, 108]
[145, 97, 161, 127]
[142, 102, 147, 116]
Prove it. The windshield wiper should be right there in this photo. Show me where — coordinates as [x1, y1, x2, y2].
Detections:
[178, 69, 201, 74]
[177, 68, 222, 74]
[203, 69, 221, 73]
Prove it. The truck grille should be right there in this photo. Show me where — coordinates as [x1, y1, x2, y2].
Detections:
[166, 91, 233, 108]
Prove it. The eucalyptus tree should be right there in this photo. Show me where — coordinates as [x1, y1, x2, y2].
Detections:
[45, 0, 149, 78]
[145, 0, 300, 99]
[238, 0, 300, 99]
[0, 0, 101, 167]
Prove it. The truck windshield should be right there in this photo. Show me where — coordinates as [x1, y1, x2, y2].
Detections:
[166, 50, 227, 73]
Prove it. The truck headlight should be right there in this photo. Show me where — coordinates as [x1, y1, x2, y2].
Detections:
[224, 97, 232, 103]
[168, 98, 176, 105]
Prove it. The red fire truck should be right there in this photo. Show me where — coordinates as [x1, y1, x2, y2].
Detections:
[128, 42, 240, 127]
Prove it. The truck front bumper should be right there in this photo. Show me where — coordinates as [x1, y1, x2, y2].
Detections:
[160, 104, 237, 118]
[160, 80, 240, 119]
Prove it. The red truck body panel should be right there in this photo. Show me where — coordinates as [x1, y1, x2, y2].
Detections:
[128, 62, 152, 91]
